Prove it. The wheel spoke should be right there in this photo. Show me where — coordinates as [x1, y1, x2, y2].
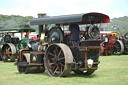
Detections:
[8, 47, 11, 51]
[54, 66, 59, 73]
[9, 52, 12, 54]
[54, 49, 57, 57]
[60, 63, 64, 67]
[58, 50, 62, 57]
[8, 54, 11, 58]
[60, 57, 65, 60]
[55, 47, 59, 54]
[61, 66, 63, 73]
[49, 63, 55, 66]
[49, 53, 55, 57]
[52, 64, 56, 70]
[58, 66, 61, 73]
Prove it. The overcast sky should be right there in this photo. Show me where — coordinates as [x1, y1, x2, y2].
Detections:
[0, 0, 128, 19]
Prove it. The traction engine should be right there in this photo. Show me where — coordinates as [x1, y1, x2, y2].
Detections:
[15, 12, 110, 77]
[100, 32, 124, 55]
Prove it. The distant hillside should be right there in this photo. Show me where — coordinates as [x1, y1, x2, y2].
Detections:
[0, 14, 128, 35]
[0, 14, 33, 28]
[105, 16, 128, 35]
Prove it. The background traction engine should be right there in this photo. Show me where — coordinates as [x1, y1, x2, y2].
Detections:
[1, 35, 19, 62]
[100, 35, 116, 55]
[0, 27, 35, 62]
[100, 32, 124, 55]
[15, 13, 109, 77]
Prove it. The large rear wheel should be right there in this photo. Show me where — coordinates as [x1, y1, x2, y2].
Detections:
[1, 44, 16, 62]
[44, 43, 73, 77]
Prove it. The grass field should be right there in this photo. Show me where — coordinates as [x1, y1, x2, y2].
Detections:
[0, 55, 128, 85]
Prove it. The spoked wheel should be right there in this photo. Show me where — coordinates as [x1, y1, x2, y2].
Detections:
[44, 43, 73, 77]
[1, 44, 16, 62]
[74, 69, 95, 75]
[114, 40, 124, 55]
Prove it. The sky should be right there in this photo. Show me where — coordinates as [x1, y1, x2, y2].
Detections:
[0, 0, 128, 19]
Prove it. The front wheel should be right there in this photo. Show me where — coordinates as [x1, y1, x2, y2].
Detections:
[17, 56, 29, 74]
[17, 53, 45, 74]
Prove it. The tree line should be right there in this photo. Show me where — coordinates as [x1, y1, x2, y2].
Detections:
[0, 14, 128, 35]
[0, 14, 33, 29]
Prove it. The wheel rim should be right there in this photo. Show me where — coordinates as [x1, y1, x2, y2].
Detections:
[44, 44, 73, 77]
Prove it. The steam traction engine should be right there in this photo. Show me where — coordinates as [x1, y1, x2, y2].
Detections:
[100, 31, 124, 55]
[15, 13, 110, 77]
[0, 27, 35, 62]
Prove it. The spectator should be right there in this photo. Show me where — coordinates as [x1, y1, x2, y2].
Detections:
[24, 35, 28, 39]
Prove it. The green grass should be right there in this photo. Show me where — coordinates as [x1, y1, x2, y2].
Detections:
[0, 55, 128, 85]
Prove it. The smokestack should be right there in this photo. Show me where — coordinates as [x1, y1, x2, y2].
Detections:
[37, 13, 47, 39]
[38, 13, 46, 18]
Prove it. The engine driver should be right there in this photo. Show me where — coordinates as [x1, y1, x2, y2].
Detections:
[69, 23, 80, 46]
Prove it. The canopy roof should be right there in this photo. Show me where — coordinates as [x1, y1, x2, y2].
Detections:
[30, 12, 110, 25]
[17, 28, 35, 32]
[18, 25, 35, 32]
[0, 28, 19, 31]
[0, 27, 35, 32]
